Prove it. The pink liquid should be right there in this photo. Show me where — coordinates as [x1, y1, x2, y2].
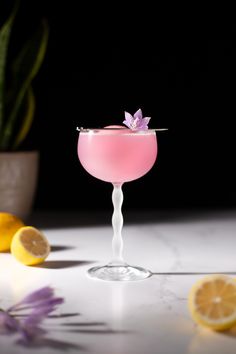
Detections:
[78, 128, 158, 183]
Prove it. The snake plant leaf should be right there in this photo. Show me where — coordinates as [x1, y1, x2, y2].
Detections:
[0, 4, 18, 135]
[13, 86, 35, 149]
[1, 19, 49, 150]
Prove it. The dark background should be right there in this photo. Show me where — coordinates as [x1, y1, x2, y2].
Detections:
[1, 2, 236, 211]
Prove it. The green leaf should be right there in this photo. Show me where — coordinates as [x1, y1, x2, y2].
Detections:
[1, 19, 49, 150]
[0, 5, 17, 135]
[12, 86, 35, 149]
[12, 19, 49, 80]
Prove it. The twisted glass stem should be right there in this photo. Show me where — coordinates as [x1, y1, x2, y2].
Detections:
[109, 183, 126, 266]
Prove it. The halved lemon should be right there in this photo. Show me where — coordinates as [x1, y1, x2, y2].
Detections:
[188, 274, 236, 331]
[11, 226, 50, 265]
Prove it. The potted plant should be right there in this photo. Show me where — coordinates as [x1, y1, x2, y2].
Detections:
[0, 2, 49, 219]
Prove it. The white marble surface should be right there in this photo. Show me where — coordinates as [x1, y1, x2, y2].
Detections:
[1, 210, 236, 353]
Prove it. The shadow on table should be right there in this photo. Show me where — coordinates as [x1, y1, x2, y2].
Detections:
[18, 337, 84, 351]
[51, 245, 76, 252]
[14, 312, 81, 319]
[59, 321, 132, 335]
[58, 317, 132, 335]
[64, 328, 132, 334]
[61, 321, 105, 326]
[57, 317, 132, 335]
[17, 317, 131, 349]
[151, 271, 236, 276]
[48, 313, 80, 319]
[223, 325, 236, 338]
[35, 260, 95, 269]
[59, 318, 132, 334]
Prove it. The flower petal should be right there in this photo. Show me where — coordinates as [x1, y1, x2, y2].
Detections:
[123, 109, 151, 130]
[142, 117, 151, 125]
[133, 108, 143, 120]
[124, 111, 133, 125]
[32, 297, 64, 311]
[23, 311, 49, 327]
[136, 121, 148, 130]
[1, 287, 64, 344]
[23, 297, 64, 327]
[138, 123, 148, 130]
[0, 312, 19, 334]
[123, 120, 130, 128]
[9, 287, 54, 311]
[21, 287, 54, 305]
[19, 325, 47, 343]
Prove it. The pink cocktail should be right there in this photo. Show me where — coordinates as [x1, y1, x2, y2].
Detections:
[78, 128, 157, 183]
[77, 125, 162, 281]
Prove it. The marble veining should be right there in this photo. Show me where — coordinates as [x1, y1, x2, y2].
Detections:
[0, 210, 236, 354]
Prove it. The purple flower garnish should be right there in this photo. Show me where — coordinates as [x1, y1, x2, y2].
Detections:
[0, 286, 64, 344]
[123, 108, 151, 130]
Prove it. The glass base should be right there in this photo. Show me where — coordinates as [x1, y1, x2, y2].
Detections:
[87, 264, 151, 281]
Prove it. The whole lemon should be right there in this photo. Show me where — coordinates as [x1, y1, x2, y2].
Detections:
[0, 212, 24, 251]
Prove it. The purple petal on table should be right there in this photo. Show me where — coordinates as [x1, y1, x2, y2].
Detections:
[8, 287, 54, 311]
[43, 297, 64, 307]
[1, 287, 64, 344]
[133, 108, 143, 120]
[33, 297, 64, 310]
[21, 287, 54, 305]
[23, 297, 64, 326]
[34, 297, 63, 316]
[0, 312, 19, 334]
[23, 310, 50, 327]
[19, 326, 47, 343]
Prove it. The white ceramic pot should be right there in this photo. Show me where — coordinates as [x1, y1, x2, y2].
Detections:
[0, 151, 39, 220]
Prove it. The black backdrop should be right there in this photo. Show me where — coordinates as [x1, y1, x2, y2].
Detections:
[1, 2, 236, 211]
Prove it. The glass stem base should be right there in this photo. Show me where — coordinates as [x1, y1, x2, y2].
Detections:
[87, 183, 151, 281]
[87, 264, 151, 281]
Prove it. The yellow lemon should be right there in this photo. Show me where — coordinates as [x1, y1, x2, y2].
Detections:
[0, 212, 24, 251]
[11, 226, 50, 265]
[188, 274, 236, 331]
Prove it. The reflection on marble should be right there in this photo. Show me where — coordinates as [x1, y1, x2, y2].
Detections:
[0, 210, 236, 354]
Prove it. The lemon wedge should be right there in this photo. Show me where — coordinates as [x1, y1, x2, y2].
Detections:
[188, 274, 236, 331]
[11, 226, 50, 265]
[0, 212, 24, 251]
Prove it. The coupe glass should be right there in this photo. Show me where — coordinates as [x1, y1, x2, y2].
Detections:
[77, 127, 159, 281]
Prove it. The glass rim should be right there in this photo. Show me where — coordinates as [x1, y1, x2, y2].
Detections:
[76, 127, 168, 132]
